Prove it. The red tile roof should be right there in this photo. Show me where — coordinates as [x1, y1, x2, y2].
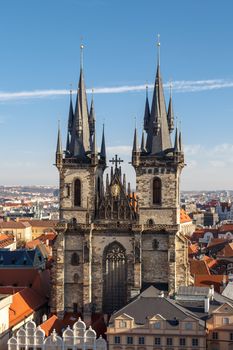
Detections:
[188, 243, 199, 255]
[9, 287, 47, 327]
[180, 209, 192, 223]
[0, 233, 14, 248]
[0, 268, 38, 287]
[0, 221, 31, 229]
[195, 274, 229, 293]
[22, 220, 58, 228]
[40, 313, 106, 338]
[190, 259, 210, 275]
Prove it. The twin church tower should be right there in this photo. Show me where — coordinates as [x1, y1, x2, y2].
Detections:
[51, 43, 190, 318]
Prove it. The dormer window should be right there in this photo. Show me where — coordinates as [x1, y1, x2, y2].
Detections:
[119, 320, 127, 328]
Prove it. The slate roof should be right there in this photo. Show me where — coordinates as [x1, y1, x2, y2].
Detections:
[0, 249, 36, 266]
[222, 282, 233, 300]
[110, 287, 204, 326]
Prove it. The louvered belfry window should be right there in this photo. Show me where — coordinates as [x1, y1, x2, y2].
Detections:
[74, 179, 81, 206]
[153, 177, 161, 204]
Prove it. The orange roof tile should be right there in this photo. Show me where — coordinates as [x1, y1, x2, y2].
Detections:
[180, 209, 192, 223]
[22, 220, 58, 228]
[219, 224, 233, 232]
[188, 243, 199, 255]
[9, 288, 47, 327]
[195, 274, 229, 293]
[217, 242, 233, 258]
[190, 259, 210, 275]
[0, 221, 31, 229]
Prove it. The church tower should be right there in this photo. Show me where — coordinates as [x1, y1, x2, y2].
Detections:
[51, 42, 190, 320]
[132, 39, 189, 292]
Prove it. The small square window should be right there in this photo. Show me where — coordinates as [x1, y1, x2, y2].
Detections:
[167, 338, 173, 346]
[114, 336, 120, 344]
[230, 333, 233, 341]
[139, 337, 144, 345]
[180, 338, 186, 346]
[213, 332, 218, 340]
[127, 336, 133, 344]
[155, 337, 161, 345]
[192, 338, 198, 347]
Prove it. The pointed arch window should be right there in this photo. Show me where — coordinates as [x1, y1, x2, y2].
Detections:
[74, 179, 81, 207]
[153, 177, 161, 205]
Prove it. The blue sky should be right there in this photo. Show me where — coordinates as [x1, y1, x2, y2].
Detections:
[0, 0, 233, 190]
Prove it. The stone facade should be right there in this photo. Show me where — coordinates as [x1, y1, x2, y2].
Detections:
[51, 47, 190, 318]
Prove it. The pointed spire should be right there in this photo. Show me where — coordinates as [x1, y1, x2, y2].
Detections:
[100, 124, 106, 161]
[66, 88, 74, 154]
[56, 121, 62, 154]
[167, 82, 174, 133]
[56, 121, 63, 170]
[123, 173, 126, 192]
[179, 121, 183, 153]
[132, 126, 139, 153]
[179, 129, 183, 153]
[143, 85, 150, 132]
[141, 129, 146, 153]
[106, 173, 109, 188]
[174, 127, 180, 152]
[70, 43, 90, 159]
[89, 89, 95, 137]
[146, 38, 172, 154]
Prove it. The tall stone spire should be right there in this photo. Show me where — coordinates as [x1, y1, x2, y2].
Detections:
[89, 90, 95, 137]
[132, 126, 138, 153]
[141, 129, 146, 152]
[167, 83, 174, 133]
[143, 86, 150, 132]
[66, 88, 74, 155]
[56, 121, 63, 170]
[146, 37, 172, 154]
[100, 124, 106, 161]
[174, 126, 180, 152]
[70, 44, 91, 159]
[179, 128, 183, 153]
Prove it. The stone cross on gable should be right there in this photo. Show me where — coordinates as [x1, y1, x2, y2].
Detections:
[109, 154, 123, 170]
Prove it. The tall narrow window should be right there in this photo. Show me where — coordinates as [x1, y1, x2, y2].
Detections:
[153, 177, 161, 204]
[74, 179, 81, 206]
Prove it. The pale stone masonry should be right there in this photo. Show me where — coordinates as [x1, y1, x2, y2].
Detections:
[51, 44, 190, 318]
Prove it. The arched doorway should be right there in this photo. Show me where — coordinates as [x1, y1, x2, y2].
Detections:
[103, 241, 127, 314]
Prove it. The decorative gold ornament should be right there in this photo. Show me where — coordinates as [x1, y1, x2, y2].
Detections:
[111, 184, 120, 197]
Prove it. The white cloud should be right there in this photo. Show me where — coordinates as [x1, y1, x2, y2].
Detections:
[1, 78, 233, 101]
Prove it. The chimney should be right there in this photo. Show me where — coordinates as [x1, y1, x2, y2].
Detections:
[210, 284, 214, 300]
[204, 296, 210, 313]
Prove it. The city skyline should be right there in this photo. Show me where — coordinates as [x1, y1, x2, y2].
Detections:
[0, 0, 233, 190]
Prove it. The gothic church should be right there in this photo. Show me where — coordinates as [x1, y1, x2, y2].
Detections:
[51, 44, 190, 318]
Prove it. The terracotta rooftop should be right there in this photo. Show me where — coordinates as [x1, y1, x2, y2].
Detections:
[190, 259, 210, 275]
[195, 274, 229, 293]
[0, 233, 14, 248]
[0, 221, 31, 229]
[21, 220, 59, 227]
[180, 209, 192, 224]
[188, 243, 199, 255]
[9, 287, 47, 327]
[40, 313, 106, 338]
